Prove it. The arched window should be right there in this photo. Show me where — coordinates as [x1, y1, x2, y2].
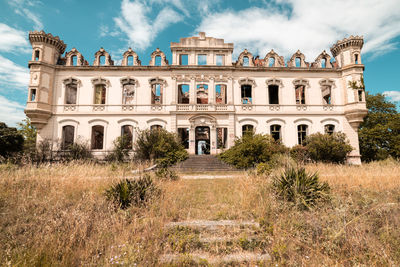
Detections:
[91, 125, 104, 150]
[354, 54, 359, 64]
[155, 56, 162, 66]
[215, 84, 227, 104]
[62, 125, 75, 149]
[99, 55, 105, 65]
[127, 56, 133, 66]
[150, 125, 163, 131]
[243, 56, 249, 67]
[268, 57, 275, 67]
[295, 85, 306, 104]
[178, 84, 189, 104]
[94, 84, 106, 104]
[196, 84, 208, 104]
[324, 124, 335, 135]
[242, 124, 254, 136]
[321, 58, 326, 68]
[295, 57, 301, 67]
[241, 85, 252, 104]
[121, 125, 133, 149]
[34, 50, 40, 61]
[297, 124, 308, 145]
[268, 85, 279, 104]
[71, 56, 77, 66]
[122, 82, 135, 105]
[270, 125, 281, 141]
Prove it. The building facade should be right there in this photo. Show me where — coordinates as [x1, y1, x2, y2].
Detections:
[25, 31, 367, 164]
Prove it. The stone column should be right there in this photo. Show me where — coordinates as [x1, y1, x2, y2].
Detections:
[190, 77, 196, 104]
[210, 126, 217, 155]
[228, 113, 235, 148]
[171, 76, 177, 105]
[209, 77, 215, 105]
[189, 125, 196, 155]
[227, 77, 234, 104]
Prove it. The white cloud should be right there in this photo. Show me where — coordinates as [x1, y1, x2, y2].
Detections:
[383, 91, 400, 102]
[195, 0, 400, 60]
[8, 0, 43, 30]
[0, 24, 30, 53]
[114, 0, 183, 51]
[0, 95, 26, 127]
[0, 55, 29, 90]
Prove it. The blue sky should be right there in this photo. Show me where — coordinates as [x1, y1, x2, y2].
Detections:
[0, 0, 399, 126]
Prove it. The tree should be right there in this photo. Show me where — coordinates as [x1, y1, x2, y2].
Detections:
[18, 118, 37, 155]
[0, 122, 24, 158]
[358, 92, 400, 161]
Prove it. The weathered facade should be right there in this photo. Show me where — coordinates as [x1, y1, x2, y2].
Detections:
[25, 31, 367, 164]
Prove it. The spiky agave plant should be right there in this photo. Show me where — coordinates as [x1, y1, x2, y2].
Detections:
[273, 167, 330, 209]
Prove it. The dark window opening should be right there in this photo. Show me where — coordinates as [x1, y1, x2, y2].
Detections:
[34, 50, 40, 61]
[91, 125, 104, 150]
[72, 56, 77, 66]
[65, 83, 77, 104]
[127, 56, 133, 66]
[358, 89, 363, 102]
[242, 124, 254, 136]
[322, 85, 332, 105]
[198, 54, 207, 65]
[270, 124, 281, 141]
[321, 58, 326, 68]
[122, 83, 135, 104]
[94, 84, 106, 104]
[151, 83, 163, 104]
[268, 85, 279, 104]
[297, 124, 308, 145]
[215, 84, 227, 104]
[355, 54, 359, 64]
[62, 125, 75, 149]
[155, 55, 161, 66]
[150, 125, 163, 131]
[216, 55, 224, 66]
[178, 84, 189, 104]
[324, 124, 335, 135]
[217, 127, 227, 149]
[99, 55, 105, 65]
[268, 57, 275, 67]
[121, 125, 133, 149]
[30, 88, 36, 101]
[179, 54, 188, 65]
[196, 84, 208, 104]
[295, 85, 306, 104]
[243, 56, 249, 66]
[241, 85, 252, 104]
[178, 128, 189, 149]
[295, 57, 301, 67]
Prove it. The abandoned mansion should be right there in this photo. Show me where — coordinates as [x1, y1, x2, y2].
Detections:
[25, 31, 367, 164]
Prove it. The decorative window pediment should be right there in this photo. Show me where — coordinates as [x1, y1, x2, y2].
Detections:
[266, 78, 283, 87]
[93, 48, 114, 66]
[288, 50, 307, 67]
[65, 48, 86, 66]
[264, 49, 285, 67]
[292, 78, 310, 87]
[236, 49, 254, 67]
[313, 50, 333, 68]
[149, 48, 168, 66]
[122, 48, 141, 66]
[238, 77, 256, 86]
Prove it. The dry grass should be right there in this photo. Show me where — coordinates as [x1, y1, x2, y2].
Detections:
[1, 159, 400, 266]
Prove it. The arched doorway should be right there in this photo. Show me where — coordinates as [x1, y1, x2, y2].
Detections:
[195, 126, 210, 155]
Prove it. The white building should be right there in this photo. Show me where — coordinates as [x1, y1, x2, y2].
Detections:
[25, 31, 367, 164]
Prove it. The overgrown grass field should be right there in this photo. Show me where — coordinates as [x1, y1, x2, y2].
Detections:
[1, 160, 400, 266]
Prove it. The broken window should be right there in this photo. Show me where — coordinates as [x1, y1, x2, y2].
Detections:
[122, 82, 135, 105]
[324, 124, 335, 135]
[71, 55, 77, 66]
[297, 124, 308, 145]
[178, 84, 189, 104]
[217, 127, 227, 149]
[150, 125, 162, 131]
[65, 83, 77, 104]
[30, 88, 36, 101]
[34, 50, 40, 61]
[242, 124, 254, 136]
[94, 84, 106, 104]
[216, 55, 224, 66]
[151, 83, 163, 104]
[62, 125, 75, 149]
[99, 55, 105, 65]
[155, 56, 161, 66]
[295, 57, 301, 67]
[215, 84, 227, 104]
[179, 54, 188, 65]
[321, 85, 332, 105]
[243, 56, 249, 67]
[358, 89, 363, 102]
[196, 84, 208, 104]
[268, 85, 279, 104]
[270, 124, 281, 141]
[321, 58, 326, 68]
[198, 54, 207, 65]
[241, 85, 252, 104]
[91, 125, 104, 150]
[178, 128, 189, 149]
[121, 125, 133, 149]
[127, 56, 133, 66]
[295, 85, 306, 105]
[268, 57, 275, 67]
[354, 54, 359, 64]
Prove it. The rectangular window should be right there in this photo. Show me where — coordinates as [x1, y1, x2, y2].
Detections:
[270, 125, 281, 141]
[178, 84, 190, 104]
[268, 85, 279, 104]
[217, 127, 227, 149]
[216, 55, 224, 66]
[66, 84, 77, 104]
[178, 128, 189, 149]
[358, 90, 363, 102]
[297, 125, 308, 145]
[62, 125, 75, 149]
[198, 54, 207, 65]
[121, 125, 133, 149]
[215, 84, 227, 104]
[30, 88, 36, 101]
[324, 124, 335, 135]
[94, 84, 106, 104]
[241, 85, 252, 104]
[179, 54, 188, 65]
[155, 56, 161, 66]
[123, 83, 135, 104]
[151, 84, 163, 104]
[321, 85, 331, 105]
[91, 125, 104, 150]
[295, 85, 305, 104]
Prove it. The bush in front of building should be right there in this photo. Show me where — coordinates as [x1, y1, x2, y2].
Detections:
[134, 129, 188, 167]
[305, 132, 353, 164]
[0, 122, 24, 161]
[219, 132, 287, 169]
[289, 145, 310, 164]
[105, 135, 132, 162]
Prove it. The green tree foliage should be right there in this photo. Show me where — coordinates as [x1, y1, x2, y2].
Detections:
[0, 122, 24, 158]
[105, 135, 132, 162]
[219, 132, 287, 169]
[359, 93, 400, 161]
[305, 132, 353, 164]
[134, 128, 188, 167]
[17, 118, 37, 153]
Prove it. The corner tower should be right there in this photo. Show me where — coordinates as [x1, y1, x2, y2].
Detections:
[25, 31, 66, 130]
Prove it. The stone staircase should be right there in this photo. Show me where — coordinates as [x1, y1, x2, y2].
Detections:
[172, 155, 239, 172]
[160, 220, 271, 265]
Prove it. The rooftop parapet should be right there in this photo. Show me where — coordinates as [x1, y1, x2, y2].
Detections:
[330, 36, 364, 58]
[29, 30, 67, 54]
[171, 32, 233, 51]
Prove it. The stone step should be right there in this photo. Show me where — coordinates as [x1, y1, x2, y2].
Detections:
[173, 155, 239, 172]
[159, 252, 271, 265]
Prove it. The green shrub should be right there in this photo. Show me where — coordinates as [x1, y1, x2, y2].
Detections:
[305, 132, 353, 163]
[105, 135, 132, 162]
[134, 129, 188, 167]
[219, 132, 287, 169]
[154, 167, 179, 181]
[58, 138, 92, 161]
[273, 167, 330, 210]
[289, 145, 310, 164]
[105, 174, 160, 209]
[256, 162, 272, 176]
[0, 122, 24, 159]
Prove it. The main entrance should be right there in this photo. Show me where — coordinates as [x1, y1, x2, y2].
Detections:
[195, 126, 210, 155]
